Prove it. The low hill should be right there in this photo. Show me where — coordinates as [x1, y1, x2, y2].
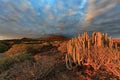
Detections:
[38, 34, 69, 41]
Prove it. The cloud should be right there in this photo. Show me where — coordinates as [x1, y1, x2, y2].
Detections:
[81, 0, 120, 38]
[85, 0, 120, 23]
[0, 0, 120, 39]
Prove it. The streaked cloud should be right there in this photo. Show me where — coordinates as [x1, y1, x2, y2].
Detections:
[0, 0, 120, 39]
[85, 0, 120, 23]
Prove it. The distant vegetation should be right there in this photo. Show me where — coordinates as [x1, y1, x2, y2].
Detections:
[0, 41, 10, 53]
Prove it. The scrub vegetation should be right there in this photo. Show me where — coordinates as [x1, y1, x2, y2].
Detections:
[0, 33, 120, 80]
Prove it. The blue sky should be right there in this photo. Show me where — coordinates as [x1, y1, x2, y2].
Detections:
[0, 0, 120, 39]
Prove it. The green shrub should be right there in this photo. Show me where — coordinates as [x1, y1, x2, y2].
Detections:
[0, 41, 9, 53]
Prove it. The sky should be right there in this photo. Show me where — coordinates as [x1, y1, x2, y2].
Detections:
[0, 0, 120, 40]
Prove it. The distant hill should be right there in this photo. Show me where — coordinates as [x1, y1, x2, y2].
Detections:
[38, 34, 69, 41]
[21, 37, 34, 41]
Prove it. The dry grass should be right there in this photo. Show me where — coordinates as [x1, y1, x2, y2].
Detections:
[66, 32, 120, 78]
[0, 52, 33, 73]
[6, 43, 52, 55]
[0, 55, 56, 80]
[5, 44, 29, 55]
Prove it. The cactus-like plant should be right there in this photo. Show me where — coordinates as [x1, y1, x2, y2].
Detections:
[109, 36, 113, 48]
[66, 32, 120, 78]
